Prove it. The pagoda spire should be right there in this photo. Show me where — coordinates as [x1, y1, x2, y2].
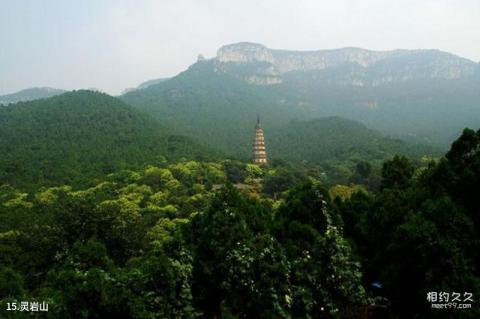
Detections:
[253, 115, 267, 165]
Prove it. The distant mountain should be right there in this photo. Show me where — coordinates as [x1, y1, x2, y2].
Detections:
[121, 78, 170, 95]
[123, 43, 480, 148]
[0, 87, 66, 105]
[0, 90, 211, 188]
[215, 42, 477, 85]
[214, 43, 480, 145]
[121, 61, 438, 163]
[269, 117, 437, 164]
[122, 61, 296, 159]
[138, 78, 170, 89]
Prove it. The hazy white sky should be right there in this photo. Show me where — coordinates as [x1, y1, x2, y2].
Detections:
[1, 0, 479, 95]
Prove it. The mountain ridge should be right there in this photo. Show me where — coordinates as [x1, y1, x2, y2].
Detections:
[0, 90, 211, 188]
[0, 87, 66, 105]
[121, 61, 440, 163]
[214, 42, 478, 86]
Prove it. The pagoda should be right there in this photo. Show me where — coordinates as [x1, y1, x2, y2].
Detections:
[253, 115, 267, 165]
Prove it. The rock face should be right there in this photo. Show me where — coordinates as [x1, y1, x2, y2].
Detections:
[214, 42, 478, 86]
[217, 43, 275, 64]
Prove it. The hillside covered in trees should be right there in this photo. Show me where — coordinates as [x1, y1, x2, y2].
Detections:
[0, 91, 211, 189]
[0, 88, 439, 190]
[121, 61, 439, 163]
[0, 54, 476, 319]
[0, 129, 479, 318]
[268, 116, 437, 163]
[2, 1, 479, 317]
[122, 46, 480, 149]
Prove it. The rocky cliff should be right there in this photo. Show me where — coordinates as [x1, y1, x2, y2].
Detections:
[213, 42, 478, 86]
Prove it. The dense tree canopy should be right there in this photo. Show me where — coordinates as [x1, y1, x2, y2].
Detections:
[0, 90, 213, 189]
[0, 99, 478, 319]
[335, 128, 480, 318]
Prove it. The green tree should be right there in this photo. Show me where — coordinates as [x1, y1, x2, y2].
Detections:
[0, 267, 25, 299]
[185, 185, 273, 317]
[275, 182, 366, 318]
[221, 235, 291, 318]
[380, 155, 415, 190]
[224, 160, 248, 183]
[48, 240, 128, 319]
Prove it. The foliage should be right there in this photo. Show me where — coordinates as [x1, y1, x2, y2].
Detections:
[121, 61, 440, 164]
[0, 90, 213, 189]
[0, 128, 478, 318]
[329, 184, 367, 202]
[334, 128, 480, 318]
[274, 182, 367, 318]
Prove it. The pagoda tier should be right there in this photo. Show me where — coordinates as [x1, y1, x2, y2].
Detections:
[253, 116, 267, 165]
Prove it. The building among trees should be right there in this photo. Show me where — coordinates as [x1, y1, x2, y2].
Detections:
[253, 115, 267, 165]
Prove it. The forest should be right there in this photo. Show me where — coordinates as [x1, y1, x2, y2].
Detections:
[0, 91, 212, 189]
[0, 90, 439, 191]
[2, 1, 479, 318]
[0, 127, 479, 318]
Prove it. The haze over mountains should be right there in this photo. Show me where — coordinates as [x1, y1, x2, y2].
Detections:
[1, 42, 478, 186]
[0, 91, 209, 188]
[214, 43, 480, 144]
[215, 42, 478, 85]
[122, 42, 480, 151]
[0, 87, 65, 105]
[121, 78, 171, 95]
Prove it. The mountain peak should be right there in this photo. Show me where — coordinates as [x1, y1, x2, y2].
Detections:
[218, 42, 267, 51]
[217, 42, 271, 63]
[214, 43, 477, 86]
[0, 87, 66, 105]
